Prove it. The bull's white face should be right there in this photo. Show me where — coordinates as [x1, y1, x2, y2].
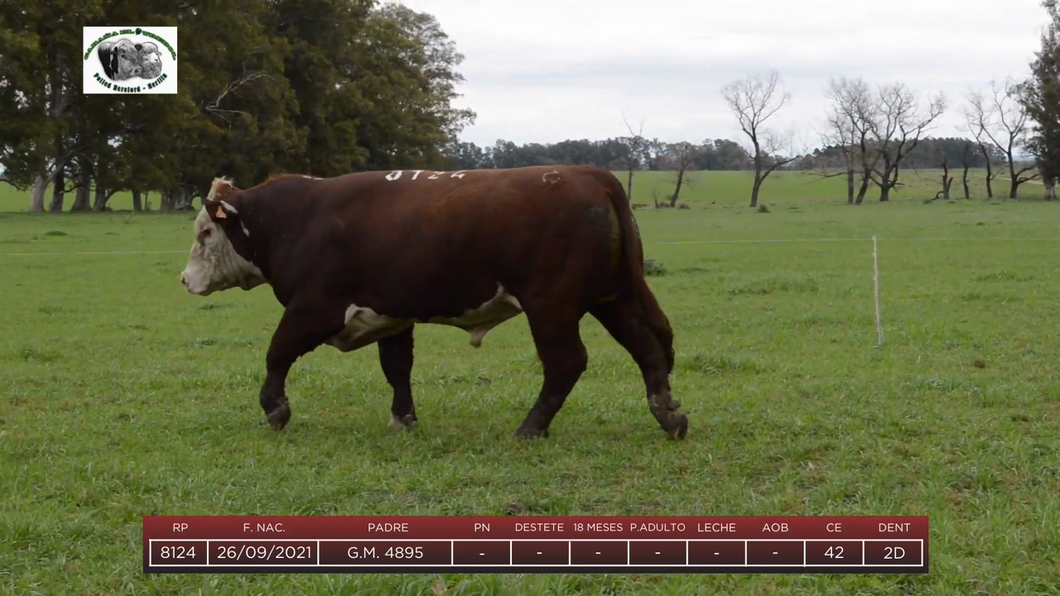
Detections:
[180, 207, 265, 296]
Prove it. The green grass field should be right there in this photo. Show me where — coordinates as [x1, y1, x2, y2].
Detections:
[2, 170, 1059, 595]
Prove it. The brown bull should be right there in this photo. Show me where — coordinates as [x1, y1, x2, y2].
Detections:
[179, 165, 688, 439]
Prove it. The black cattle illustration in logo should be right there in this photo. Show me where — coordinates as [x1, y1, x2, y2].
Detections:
[97, 37, 164, 81]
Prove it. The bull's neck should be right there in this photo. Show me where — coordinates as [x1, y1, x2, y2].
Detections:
[232, 199, 273, 282]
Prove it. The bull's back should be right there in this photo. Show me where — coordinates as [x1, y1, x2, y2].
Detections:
[292, 165, 623, 311]
[347, 164, 619, 256]
[332, 165, 615, 209]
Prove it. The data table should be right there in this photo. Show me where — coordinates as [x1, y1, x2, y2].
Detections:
[144, 516, 928, 574]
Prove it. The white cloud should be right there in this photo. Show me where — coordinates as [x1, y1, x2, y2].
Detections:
[399, 0, 1051, 148]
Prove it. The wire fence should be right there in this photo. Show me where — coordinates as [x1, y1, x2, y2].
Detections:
[656, 236, 1060, 245]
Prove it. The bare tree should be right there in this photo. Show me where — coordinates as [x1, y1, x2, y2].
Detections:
[868, 83, 946, 202]
[960, 140, 975, 199]
[619, 115, 648, 202]
[667, 141, 696, 207]
[963, 86, 1009, 199]
[851, 86, 882, 205]
[722, 70, 798, 207]
[822, 76, 875, 204]
[935, 145, 953, 200]
[965, 79, 1039, 199]
[819, 102, 857, 203]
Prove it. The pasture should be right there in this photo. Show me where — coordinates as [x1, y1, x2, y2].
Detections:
[1, 169, 1059, 595]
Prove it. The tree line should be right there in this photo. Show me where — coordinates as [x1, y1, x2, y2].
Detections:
[0, 0, 474, 212]
[443, 135, 1007, 176]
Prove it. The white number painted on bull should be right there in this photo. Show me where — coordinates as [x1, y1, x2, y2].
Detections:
[384, 170, 467, 181]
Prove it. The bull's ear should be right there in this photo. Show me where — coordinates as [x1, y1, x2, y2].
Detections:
[203, 195, 254, 241]
[204, 198, 239, 223]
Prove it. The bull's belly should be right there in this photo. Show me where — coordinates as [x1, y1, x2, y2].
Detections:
[325, 284, 524, 352]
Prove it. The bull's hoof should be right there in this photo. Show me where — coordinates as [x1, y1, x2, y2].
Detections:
[514, 426, 549, 439]
[662, 413, 688, 440]
[388, 413, 418, 429]
[266, 401, 291, 431]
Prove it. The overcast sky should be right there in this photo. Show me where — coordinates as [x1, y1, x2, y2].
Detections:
[398, 0, 1052, 151]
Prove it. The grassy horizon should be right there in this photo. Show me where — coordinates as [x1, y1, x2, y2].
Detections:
[0, 167, 1049, 214]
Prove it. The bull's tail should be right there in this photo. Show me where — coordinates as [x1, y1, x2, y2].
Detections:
[599, 170, 675, 374]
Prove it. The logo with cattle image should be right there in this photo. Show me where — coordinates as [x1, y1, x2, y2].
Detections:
[82, 26, 177, 94]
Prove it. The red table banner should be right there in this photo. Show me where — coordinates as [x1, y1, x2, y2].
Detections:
[143, 516, 928, 574]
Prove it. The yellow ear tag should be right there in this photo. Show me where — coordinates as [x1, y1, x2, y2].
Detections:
[215, 205, 227, 219]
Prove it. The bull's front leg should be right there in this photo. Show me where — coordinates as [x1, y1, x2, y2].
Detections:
[261, 300, 345, 430]
[377, 325, 417, 429]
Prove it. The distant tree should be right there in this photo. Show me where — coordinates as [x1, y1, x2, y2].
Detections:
[934, 143, 953, 200]
[822, 76, 875, 204]
[443, 140, 491, 169]
[960, 139, 976, 199]
[961, 94, 1001, 199]
[693, 138, 752, 170]
[721, 70, 798, 207]
[965, 79, 1038, 199]
[665, 141, 696, 207]
[1020, 0, 1060, 201]
[868, 83, 946, 202]
[641, 138, 667, 171]
[0, 1, 86, 211]
[618, 116, 648, 201]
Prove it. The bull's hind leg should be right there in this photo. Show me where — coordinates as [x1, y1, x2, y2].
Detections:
[514, 310, 589, 439]
[378, 325, 417, 429]
[590, 298, 688, 439]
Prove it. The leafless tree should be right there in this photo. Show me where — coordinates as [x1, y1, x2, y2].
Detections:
[964, 88, 1014, 199]
[667, 141, 696, 207]
[961, 94, 1000, 198]
[935, 144, 953, 200]
[964, 79, 1039, 199]
[960, 140, 975, 199]
[619, 115, 648, 202]
[817, 104, 857, 202]
[868, 83, 946, 202]
[822, 76, 876, 204]
[721, 70, 799, 207]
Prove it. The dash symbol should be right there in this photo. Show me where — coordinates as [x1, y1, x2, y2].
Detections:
[655, 551, 661, 555]
[595, 551, 601, 555]
[773, 551, 778, 555]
